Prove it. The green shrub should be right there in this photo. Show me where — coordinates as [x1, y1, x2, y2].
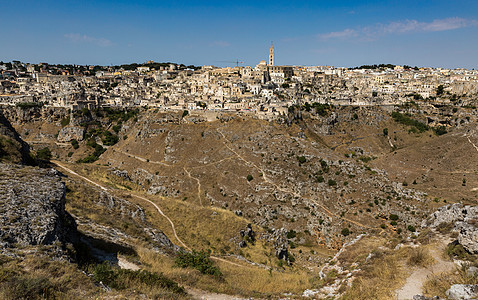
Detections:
[433, 126, 447, 136]
[446, 241, 474, 261]
[36, 147, 52, 162]
[112, 124, 122, 134]
[407, 225, 416, 232]
[92, 262, 185, 294]
[358, 156, 372, 163]
[286, 230, 297, 239]
[102, 131, 119, 146]
[77, 144, 106, 163]
[60, 117, 70, 127]
[15, 102, 44, 109]
[174, 250, 222, 277]
[297, 156, 307, 164]
[341, 228, 350, 236]
[71, 139, 79, 149]
[389, 214, 399, 221]
[93, 262, 119, 289]
[86, 138, 97, 148]
[0, 276, 54, 299]
[328, 179, 337, 186]
[391, 111, 429, 133]
[246, 174, 253, 182]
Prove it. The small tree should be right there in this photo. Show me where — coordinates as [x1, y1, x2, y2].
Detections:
[341, 228, 350, 236]
[71, 139, 79, 149]
[328, 179, 337, 186]
[436, 85, 444, 96]
[297, 156, 306, 164]
[36, 147, 52, 161]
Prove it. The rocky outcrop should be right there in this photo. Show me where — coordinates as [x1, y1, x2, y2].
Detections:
[97, 191, 146, 221]
[458, 222, 478, 254]
[0, 109, 32, 164]
[57, 126, 85, 142]
[80, 188, 179, 254]
[261, 228, 289, 262]
[144, 228, 180, 253]
[412, 295, 442, 300]
[0, 105, 68, 125]
[446, 284, 478, 300]
[238, 224, 256, 248]
[422, 203, 478, 254]
[0, 163, 76, 253]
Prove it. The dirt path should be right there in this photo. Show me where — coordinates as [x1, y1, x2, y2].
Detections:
[395, 239, 455, 300]
[53, 161, 248, 268]
[186, 288, 247, 300]
[184, 167, 202, 206]
[117, 255, 141, 271]
[464, 131, 478, 153]
[217, 128, 375, 230]
[115, 132, 373, 231]
[115, 149, 173, 167]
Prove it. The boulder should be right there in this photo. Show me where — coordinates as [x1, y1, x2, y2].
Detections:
[423, 203, 478, 254]
[457, 222, 478, 254]
[446, 284, 478, 300]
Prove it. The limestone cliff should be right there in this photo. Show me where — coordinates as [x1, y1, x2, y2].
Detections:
[0, 163, 76, 255]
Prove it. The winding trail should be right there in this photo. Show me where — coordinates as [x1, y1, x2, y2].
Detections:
[395, 237, 455, 300]
[464, 130, 478, 153]
[183, 167, 202, 206]
[54, 161, 189, 249]
[216, 128, 375, 230]
[130, 193, 190, 250]
[115, 149, 172, 167]
[53, 161, 247, 268]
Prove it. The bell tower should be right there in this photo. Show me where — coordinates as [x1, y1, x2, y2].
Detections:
[269, 42, 274, 66]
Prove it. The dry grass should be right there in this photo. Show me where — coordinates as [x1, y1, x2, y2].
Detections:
[339, 238, 436, 300]
[416, 228, 436, 245]
[336, 236, 387, 267]
[67, 163, 279, 263]
[407, 247, 435, 268]
[138, 247, 312, 297]
[0, 254, 99, 299]
[423, 263, 478, 297]
[341, 252, 406, 300]
[62, 163, 319, 297]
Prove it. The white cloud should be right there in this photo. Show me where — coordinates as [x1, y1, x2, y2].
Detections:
[319, 28, 358, 39]
[64, 33, 112, 47]
[319, 17, 478, 40]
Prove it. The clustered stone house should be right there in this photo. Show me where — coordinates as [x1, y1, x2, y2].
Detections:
[1, 47, 478, 119]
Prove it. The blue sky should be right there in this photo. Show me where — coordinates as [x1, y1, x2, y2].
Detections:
[1, 0, 477, 68]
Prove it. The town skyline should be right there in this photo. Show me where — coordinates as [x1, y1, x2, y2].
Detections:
[1, 0, 478, 69]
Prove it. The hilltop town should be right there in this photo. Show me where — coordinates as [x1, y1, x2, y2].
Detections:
[0, 46, 478, 299]
[2, 45, 478, 117]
